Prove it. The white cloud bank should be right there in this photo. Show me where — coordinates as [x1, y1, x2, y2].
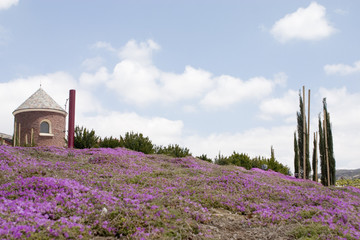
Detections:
[200, 76, 275, 109]
[324, 61, 360, 75]
[0, 0, 18, 10]
[82, 39, 283, 108]
[271, 2, 336, 43]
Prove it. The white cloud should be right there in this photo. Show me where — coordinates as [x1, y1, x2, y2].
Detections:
[160, 66, 213, 102]
[79, 111, 184, 146]
[109, 59, 161, 105]
[273, 72, 288, 87]
[83, 39, 282, 108]
[0, 0, 18, 10]
[81, 57, 105, 71]
[79, 67, 109, 87]
[182, 105, 197, 113]
[92, 41, 116, 53]
[324, 61, 360, 75]
[271, 2, 336, 43]
[200, 75, 276, 109]
[108, 60, 214, 105]
[119, 39, 160, 65]
[259, 89, 298, 119]
[91, 40, 210, 105]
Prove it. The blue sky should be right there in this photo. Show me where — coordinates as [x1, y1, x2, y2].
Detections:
[1, 0, 360, 171]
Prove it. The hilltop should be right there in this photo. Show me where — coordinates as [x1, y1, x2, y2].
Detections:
[0, 145, 359, 239]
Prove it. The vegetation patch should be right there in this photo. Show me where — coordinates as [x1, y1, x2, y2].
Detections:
[1, 145, 360, 239]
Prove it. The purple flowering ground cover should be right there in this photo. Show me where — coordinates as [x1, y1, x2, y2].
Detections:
[0, 145, 359, 239]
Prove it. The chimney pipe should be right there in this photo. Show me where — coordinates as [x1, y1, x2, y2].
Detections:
[68, 89, 76, 148]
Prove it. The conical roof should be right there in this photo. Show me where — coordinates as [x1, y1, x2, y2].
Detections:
[13, 88, 67, 115]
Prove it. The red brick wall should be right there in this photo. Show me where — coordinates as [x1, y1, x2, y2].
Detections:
[14, 111, 66, 147]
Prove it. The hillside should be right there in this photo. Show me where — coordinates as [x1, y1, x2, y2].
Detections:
[336, 168, 360, 180]
[0, 146, 359, 239]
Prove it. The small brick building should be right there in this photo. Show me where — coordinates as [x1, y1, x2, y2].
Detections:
[0, 133, 12, 146]
[13, 88, 67, 147]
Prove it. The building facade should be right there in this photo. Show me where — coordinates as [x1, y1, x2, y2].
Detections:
[13, 88, 67, 147]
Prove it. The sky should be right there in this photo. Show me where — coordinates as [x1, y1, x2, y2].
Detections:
[1, 0, 360, 171]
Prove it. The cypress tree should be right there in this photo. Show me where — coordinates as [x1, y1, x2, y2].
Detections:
[269, 146, 277, 171]
[296, 93, 304, 177]
[294, 132, 300, 178]
[318, 98, 336, 186]
[312, 133, 318, 182]
[323, 98, 336, 185]
[296, 92, 311, 179]
[318, 115, 327, 185]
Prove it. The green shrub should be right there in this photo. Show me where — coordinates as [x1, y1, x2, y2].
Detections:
[197, 154, 212, 163]
[290, 223, 334, 239]
[155, 144, 191, 158]
[213, 152, 290, 175]
[228, 152, 252, 170]
[99, 136, 121, 148]
[214, 153, 229, 165]
[119, 132, 154, 154]
[336, 178, 360, 188]
[74, 126, 99, 149]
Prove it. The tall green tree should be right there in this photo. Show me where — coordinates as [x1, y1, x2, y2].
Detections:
[296, 92, 311, 179]
[318, 116, 326, 185]
[312, 133, 318, 182]
[268, 146, 277, 171]
[294, 132, 300, 178]
[318, 98, 336, 186]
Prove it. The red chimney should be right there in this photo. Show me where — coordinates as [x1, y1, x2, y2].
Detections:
[68, 89, 76, 148]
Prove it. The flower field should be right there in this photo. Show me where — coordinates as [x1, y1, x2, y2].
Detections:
[0, 145, 359, 239]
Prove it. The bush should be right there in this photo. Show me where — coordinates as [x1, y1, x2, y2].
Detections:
[100, 137, 121, 148]
[213, 151, 290, 175]
[228, 152, 252, 170]
[74, 126, 99, 149]
[336, 178, 360, 188]
[214, 153, 228, 165]
[197, 154, 212, 163]
[119, 132, 154, 154]
[154, 144, 191, 158]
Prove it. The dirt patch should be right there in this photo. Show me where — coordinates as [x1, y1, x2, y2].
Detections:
[202, 208, 297, 240]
